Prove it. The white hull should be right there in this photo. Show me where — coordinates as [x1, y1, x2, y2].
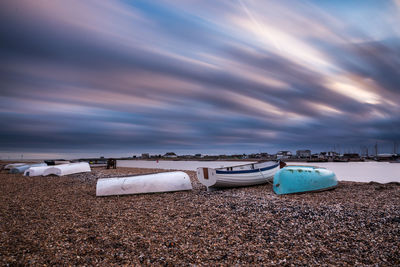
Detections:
[24, 166, 53, 176]
[43, 162, 91, 176]
[96, 171, 192, 196]
[197, 161, 280, 190]
[4, 163, 26, 170]
[10, 163, 47, 174]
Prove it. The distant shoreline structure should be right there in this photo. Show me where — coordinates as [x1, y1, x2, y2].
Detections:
[1, 148, 399, 163]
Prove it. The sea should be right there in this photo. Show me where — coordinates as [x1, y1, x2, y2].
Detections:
[117, 160, 400, 183]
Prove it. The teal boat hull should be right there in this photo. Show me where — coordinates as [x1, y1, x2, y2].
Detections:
[273, 166, 338, 195]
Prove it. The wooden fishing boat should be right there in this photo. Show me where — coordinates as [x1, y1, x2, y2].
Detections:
[273, 165, 338, 195]
[96, 171, 192, 196]
[196, 161, 280, 191]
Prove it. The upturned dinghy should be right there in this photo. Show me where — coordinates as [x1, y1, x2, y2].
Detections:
[4, 163, 26, 170]
[9, 163, 47, 174]
[43, 162, 91, 176]
[24, 166, 53, 176]
[96, 171, 192, 196]
[197, 161, 280, 191]
[273, 166, 338, 195]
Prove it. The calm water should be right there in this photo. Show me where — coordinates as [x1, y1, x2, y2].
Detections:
[118, 160, 400, 183]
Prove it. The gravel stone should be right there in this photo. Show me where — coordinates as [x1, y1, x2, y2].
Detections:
[0, 165, 399, 265]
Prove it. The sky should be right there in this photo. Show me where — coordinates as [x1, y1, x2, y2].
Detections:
[1, 0, 400, 159]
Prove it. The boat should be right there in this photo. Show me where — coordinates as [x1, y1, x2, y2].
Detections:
[44, 160, 71, 166]
[24, 166, 53, 176]
[4, 163, 26, 170]
[196, 161, 281, 191]
[43, 162, 91, 176]
[96, 171, 192, 196]
[9, 163, 47, 174]
[273, 165, 338, 195]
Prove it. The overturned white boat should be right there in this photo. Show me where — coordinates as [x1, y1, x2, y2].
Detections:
[197, 161, 280, 191]
[4, 163, 26, 170]
[96, 171, 192, 196]
[24, 166, 53, 176]
[10, 163, 47, 174]
[43, 162, 91, 176]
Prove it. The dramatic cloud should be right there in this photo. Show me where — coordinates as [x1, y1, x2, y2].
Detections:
[1, 0, 400, 158]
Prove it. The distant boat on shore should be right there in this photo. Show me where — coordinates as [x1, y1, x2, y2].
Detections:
[196, 161, 281, 191]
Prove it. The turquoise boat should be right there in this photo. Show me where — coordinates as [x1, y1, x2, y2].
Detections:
[273, 166, 338, 195]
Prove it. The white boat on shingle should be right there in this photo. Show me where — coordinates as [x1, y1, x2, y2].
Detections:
[10, 163, 47, 174]
[43, 162, 91, 176]
[24, 166, 53, 176]
[197, 161, 280, 191]
[4, 163, 26, 170]
[96, 171, 192, 196]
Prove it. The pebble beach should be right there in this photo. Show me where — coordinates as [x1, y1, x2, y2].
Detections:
[1, 165, 399, 266]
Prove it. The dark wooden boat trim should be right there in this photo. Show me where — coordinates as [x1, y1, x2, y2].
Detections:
[216, 162, 280, 174]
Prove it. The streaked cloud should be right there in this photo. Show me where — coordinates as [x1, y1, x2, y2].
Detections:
[1, 0, 400, 158]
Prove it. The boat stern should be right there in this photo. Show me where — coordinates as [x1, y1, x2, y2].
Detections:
[196, 167, 217, 189]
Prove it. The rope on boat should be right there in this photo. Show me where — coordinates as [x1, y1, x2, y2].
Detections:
[259, 168, 273, 184]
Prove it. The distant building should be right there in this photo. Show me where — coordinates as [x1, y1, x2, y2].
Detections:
[311, 153, 319, 159]
[326, 151, 338, 157]
[277, 151, 292, 159]
[178, 154, 194, 159]
[296, 150, 311, 158]
[195, 154, 202, 158]
[324, 151, 339, 159]
[141, 153, 150, 159]
[163, 152, 178, 158]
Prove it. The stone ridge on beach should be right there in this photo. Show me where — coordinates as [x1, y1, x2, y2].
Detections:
[0, 165, 399, 265]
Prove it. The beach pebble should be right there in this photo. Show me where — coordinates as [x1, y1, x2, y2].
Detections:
[0, 165, 399, 265]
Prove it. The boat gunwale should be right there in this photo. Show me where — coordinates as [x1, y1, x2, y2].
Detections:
[215, 161, 280, 175]
[98, 171, 186, 181]
[213, 160, 279, 171]
[284, 165, 327, 169]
